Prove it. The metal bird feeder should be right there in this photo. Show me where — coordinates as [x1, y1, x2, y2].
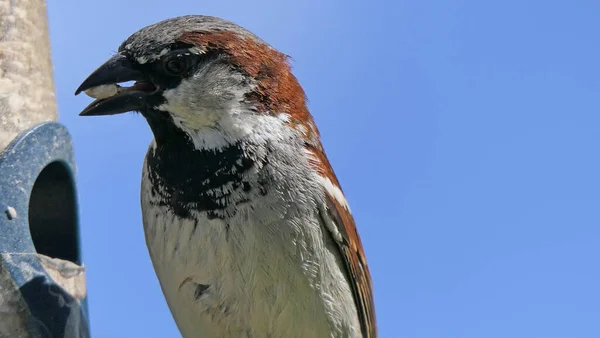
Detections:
[0, 122, 90, 338]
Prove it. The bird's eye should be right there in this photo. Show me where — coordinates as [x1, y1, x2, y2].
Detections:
[163, 55, 189, 76]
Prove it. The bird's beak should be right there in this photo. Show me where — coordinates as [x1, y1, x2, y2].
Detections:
[75, 54, 157, 116]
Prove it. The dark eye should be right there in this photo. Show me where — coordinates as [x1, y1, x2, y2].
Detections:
[163, 55, 189, 76]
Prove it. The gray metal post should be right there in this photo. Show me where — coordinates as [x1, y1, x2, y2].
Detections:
[0, 0, 58, 148]
[0, 1, 90, 337]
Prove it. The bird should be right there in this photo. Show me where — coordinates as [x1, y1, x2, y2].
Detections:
[75, 15, 377, 338]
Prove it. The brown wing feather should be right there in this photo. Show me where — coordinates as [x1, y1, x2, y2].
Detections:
[306, 142, 377, 337]
[322, 192, 378, 338]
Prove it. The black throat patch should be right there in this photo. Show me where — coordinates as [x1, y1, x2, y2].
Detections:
[144, 110, 257, 219]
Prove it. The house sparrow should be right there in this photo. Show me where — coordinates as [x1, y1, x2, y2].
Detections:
[75, 15, 377, 338]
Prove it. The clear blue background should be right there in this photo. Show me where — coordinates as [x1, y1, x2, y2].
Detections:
[47, 1, 600, 337]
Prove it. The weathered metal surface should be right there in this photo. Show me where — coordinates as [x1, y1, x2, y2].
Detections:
[0, 122, 89, 338]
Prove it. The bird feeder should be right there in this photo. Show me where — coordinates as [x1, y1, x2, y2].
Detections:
[0, 122, 90, 338]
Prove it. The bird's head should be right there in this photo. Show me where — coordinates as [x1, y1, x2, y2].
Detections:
[75, 16, 378, 337]
[75, 15, 318, 149]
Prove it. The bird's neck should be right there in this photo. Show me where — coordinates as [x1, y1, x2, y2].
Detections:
[143, 108, 297, 219]
[146, 133, 258, 219]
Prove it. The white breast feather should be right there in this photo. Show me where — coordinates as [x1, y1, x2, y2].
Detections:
[140, 114, 362, 338]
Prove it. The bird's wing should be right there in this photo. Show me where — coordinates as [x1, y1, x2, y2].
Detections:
[306, 144, 378, 338]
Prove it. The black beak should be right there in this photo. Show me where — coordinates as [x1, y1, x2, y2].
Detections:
[75, 54, 156, 116]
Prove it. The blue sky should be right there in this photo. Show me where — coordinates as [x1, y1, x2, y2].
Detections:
[47, 0, 600, 337]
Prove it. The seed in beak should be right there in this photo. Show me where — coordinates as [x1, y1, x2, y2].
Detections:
[84, 84, 119, 99]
